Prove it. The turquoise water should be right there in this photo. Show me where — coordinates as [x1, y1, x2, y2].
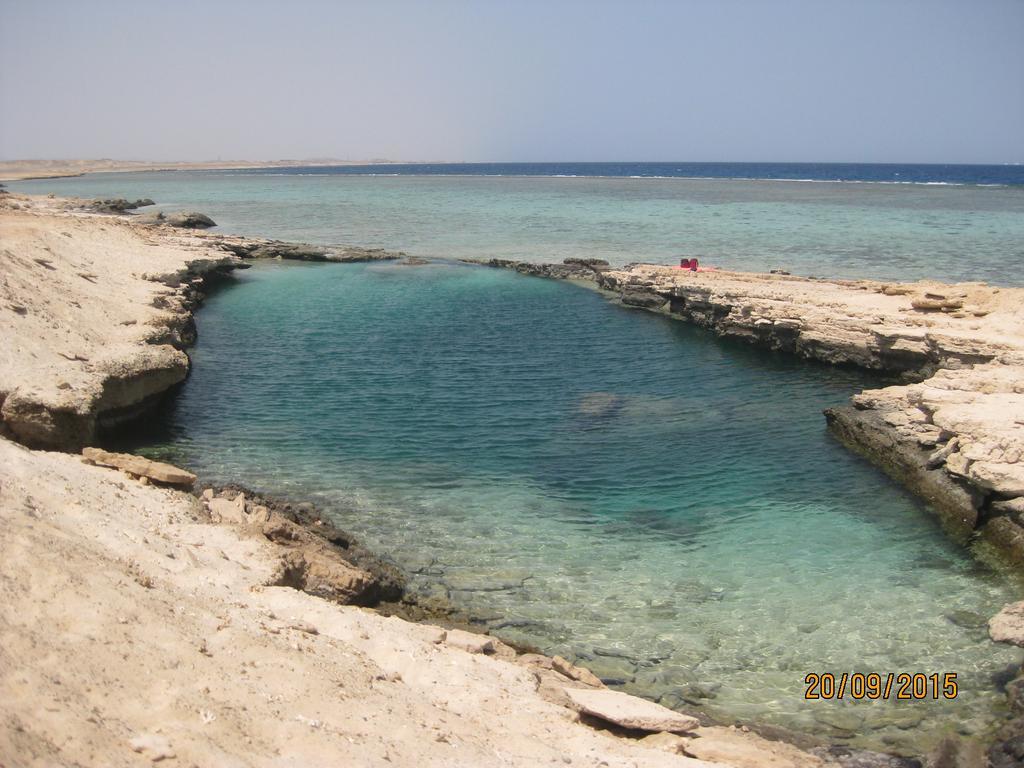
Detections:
[17, 168, 1024, 751]
[11, 169, 1024, 285]
[127, 260, 1022, 754]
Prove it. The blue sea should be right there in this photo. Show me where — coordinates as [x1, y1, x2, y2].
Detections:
[228, 161, 1024, 186]
[12, 163, 1024, 753]
[12, 161, 1024, 285]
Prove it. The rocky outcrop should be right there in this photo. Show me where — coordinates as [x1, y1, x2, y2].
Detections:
[166, 211, 217, 228]
[824, 405, 983, 538]
[564, 687, 700, 733]
[0, 251, 245, 450]
[2, 344, 191, 449]
[463, 257, 609, 282]
[203, 486, 405, 607]
[595, 267, 1009, 377]
[81, 447, 196, 487]
[2, 195, 407, 451]
[989, 602, 1024, 646]
[87, 197, 155, 213]
[212, 236, 404, 263]
[828, 361, 1024, 562]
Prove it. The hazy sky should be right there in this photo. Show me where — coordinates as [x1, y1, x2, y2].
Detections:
[1, 0, 1022, 163]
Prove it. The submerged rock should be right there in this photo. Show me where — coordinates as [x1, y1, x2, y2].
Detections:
[946, 609, 988, 629]
[990, 602, 1024, 646]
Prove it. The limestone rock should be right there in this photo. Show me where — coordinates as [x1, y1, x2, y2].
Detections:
[992, 497, 1024, 515]
[166, 211, 216, 229]
[926, 438, 959, 469]
[275, 548, 375, 604]
[912, 296, 962, 311]
[250, 504, 271, 524]
[989, 602, 1024, 646]
[563, 258, 610, 268]
[82, 447, 195, 488]
[3, 345, 190, 451]
[208, 494, 247, 524]
[684, 726, 823, 768]
[882, 284, 913, 296]
[444, 629, 495, 654]
[463, 258, 604, 283]
[134, 211, 165, 225]
[517, 653, 554, 671]
[944, 451, 972, 478]
[551, 655, 605, 688]
[564, 687, 699, 733]
[215, 237, 403, 263]
[970, 461, 1024, 496]
[637, 731, 691, 754]
[620, 290, 668, 309]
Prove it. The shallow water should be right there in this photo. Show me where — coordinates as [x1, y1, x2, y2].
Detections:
[12, 168, 1024, 285]
[126, 260, 1022, 754]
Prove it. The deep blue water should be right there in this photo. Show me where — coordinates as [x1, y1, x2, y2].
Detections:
[232, 161, 1024, 186]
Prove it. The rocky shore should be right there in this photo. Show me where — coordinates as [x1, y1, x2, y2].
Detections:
[468, 258, 1024, 568]
[0, 194, 404, 451]
[3, 192, 871, 767]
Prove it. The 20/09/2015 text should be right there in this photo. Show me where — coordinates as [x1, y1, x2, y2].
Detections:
[804, 673, 958, 700]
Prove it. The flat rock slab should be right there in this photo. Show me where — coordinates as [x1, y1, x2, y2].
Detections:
[565, 687, 699, 733]
[82, 447, 196, 488]
[444, 628, 495, 654]
[990, 601, 1024, 646]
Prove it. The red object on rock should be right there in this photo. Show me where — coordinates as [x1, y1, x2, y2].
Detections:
[679, 258, 692, 269]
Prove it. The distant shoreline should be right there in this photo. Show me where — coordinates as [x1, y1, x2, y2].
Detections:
[4, 159, 1023, 185]
[0, 158, 404, 182]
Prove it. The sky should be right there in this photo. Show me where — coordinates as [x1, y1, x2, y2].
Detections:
[1, 0, 1022, 164]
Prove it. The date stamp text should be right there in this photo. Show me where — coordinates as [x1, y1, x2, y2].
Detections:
[804, 672, 958, 700]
